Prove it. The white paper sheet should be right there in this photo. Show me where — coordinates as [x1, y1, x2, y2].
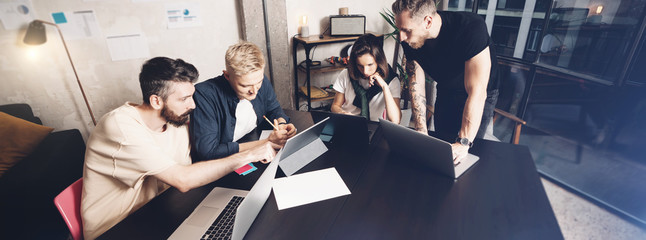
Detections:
[272, 167, 350, 210]
[106, 33, 150, 61]
[259, 130, 272, 140]
[0, 0, 34, 30]
[50, 10, 101, 40]
[165, 3, 201, 29]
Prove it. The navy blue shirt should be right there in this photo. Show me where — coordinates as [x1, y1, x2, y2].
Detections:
[190, 75, 289, 161]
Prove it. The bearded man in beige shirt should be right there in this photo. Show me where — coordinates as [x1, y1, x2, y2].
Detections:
[80, 57, 278, 239]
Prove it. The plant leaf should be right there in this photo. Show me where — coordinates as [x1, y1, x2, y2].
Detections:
[380, 9, 400, 41]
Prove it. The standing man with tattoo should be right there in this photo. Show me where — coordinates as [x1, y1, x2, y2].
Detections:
[392, 0, 500, 163]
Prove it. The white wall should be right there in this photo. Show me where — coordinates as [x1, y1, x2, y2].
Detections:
[0, 0, 241, 139]
[0, 0, 400, 137]
[285, 0, 399, 110]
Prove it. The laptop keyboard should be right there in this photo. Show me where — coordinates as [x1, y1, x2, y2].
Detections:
[201, 196, 245, 240]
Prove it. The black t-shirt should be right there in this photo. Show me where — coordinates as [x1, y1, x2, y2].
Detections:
[402, 11, 499, 94]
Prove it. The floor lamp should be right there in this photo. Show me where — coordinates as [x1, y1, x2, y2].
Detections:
[23, 20, 97, 126]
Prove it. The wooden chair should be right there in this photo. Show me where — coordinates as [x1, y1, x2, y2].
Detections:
[493, 108, 526, 145]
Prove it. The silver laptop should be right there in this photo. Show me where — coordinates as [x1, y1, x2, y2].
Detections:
[279, 117, 329, 162]
[168, 157, 278, 240]
[379, 119, 480, 179]
[277, 117, 329, 176]
[169, 118, 330, 240]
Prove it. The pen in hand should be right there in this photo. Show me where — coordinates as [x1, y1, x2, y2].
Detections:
[263, 115, 278, 130]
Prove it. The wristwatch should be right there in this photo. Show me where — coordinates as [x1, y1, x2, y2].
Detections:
[456, 137, 473, 148]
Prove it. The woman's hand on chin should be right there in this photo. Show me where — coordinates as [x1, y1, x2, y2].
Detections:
[370, 74, 388, 89]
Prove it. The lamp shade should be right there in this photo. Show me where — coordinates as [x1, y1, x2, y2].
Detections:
[23, 21, 46, 45]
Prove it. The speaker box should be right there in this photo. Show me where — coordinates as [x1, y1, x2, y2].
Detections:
[330, 15, 365, 36]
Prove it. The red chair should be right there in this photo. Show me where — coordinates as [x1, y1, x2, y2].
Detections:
[54, 178, 83, 240]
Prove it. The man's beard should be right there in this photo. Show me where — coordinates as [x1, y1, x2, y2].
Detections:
[408, 38, 425, 49]
[161, 106, 192, 127]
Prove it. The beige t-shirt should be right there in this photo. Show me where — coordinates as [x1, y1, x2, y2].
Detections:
[81, 102, 191, 239]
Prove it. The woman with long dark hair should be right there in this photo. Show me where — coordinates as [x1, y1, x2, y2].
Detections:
[331, 33, 401, 123]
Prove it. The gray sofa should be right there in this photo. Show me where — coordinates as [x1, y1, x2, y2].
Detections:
[0, 104, 86, 239]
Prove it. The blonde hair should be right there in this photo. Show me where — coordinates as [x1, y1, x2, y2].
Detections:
[225, 41, 265, 76]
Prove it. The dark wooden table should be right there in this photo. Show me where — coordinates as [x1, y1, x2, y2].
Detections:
[99, 110, 562, 240]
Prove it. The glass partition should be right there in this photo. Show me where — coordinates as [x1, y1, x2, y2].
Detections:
[445, 0, 474, 12]
[538, 0, 646, 82]
[439, 0, 646, 226]
[493, 60, 531, 143]
[478, 0, 550, 61]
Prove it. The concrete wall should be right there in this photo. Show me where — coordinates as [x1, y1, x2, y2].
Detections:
[0, 0, 242, 139]
[0, 0, 399, 139]
[239, 0, 293, 111]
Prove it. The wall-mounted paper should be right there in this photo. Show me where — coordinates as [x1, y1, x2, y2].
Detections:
[165, 3, 201, 29]
[0, 0, 34, 30]
[106, 33, 150, 61]
[50, 10, 101, 40]
[272, 168, 351, 210]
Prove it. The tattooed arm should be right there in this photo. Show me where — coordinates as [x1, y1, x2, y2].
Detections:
[406, 57, 428, 133]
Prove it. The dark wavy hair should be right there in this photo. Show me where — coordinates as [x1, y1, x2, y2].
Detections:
[347, 33, 389, 81]
[139, 57, 199, 104]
